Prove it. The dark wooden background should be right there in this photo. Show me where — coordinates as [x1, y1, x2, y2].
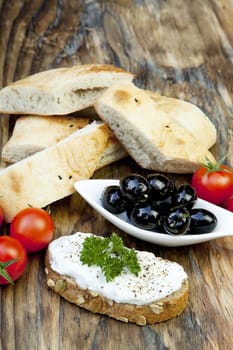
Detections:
[1, 1, 233, 349]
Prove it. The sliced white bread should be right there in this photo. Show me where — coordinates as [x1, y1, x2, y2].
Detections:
[45, 232, 189, 325]
[2, 116, 127, 165]
[95, 82, 216, 173]
[0, 64, 134, 115]
[0, 122, 109, 222]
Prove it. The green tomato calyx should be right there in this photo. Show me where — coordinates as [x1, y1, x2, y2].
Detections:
[204, 155, 231, 174]
[0, 258, 19, 285]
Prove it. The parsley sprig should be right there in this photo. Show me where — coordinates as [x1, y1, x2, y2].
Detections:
[80, 233, 141, 282]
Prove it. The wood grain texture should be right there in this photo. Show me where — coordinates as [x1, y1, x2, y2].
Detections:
[0, 1, 233, 349]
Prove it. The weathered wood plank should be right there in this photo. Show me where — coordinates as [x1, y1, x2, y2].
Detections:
[1, 1, 233, 349]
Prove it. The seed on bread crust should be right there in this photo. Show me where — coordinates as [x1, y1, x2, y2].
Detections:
[150, 304, 164, 314]
[136, 315, 147, 326]
[90, 290, 99, 297]
[75, 294, 85, 305]
[55, 279, 66, 293]
[88, 297, 103, 313]
[106, 298, 113, 306]
[115, 316, 128, 323]
[47, 278, 55, 288]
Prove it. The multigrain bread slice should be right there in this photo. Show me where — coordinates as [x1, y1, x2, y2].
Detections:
[0, 64, 134, 115]
[45, 232, 189, 326]
[1, 115, 127, 164]
[0, 122, 109, 222]
[95, 82, 216, 173]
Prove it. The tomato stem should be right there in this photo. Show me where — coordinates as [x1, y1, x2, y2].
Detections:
[204, 155, 231, 173]
[0, 258, 19, 285]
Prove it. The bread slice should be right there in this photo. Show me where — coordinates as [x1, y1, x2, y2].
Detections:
[95, 82, 216, 173]
[148, 92, 217, 150]
[2, 116, 91, 162]
[97, 129, 128, 169]
[0, 121, 109, 222]
[0, 64, 134, 115]
[2, 115, 127, 165]
[45, 232, 189, 325]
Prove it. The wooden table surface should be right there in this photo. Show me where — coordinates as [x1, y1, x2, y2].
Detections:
[1, 1, 233, 349]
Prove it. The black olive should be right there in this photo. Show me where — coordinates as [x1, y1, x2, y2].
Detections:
[154, 214, 167, 233]
[189, 208, 218, 234]
[124, 198, 136, 219]
[151, 193, 175, 214]
[102, 185, 126, 214]
[120, 174, 150, 203]
[147, 173, 174, 200]
[129, 203, 161, 230]
[164, 207, 191, 235]
[173, 184, 197, 209]
[102, 173, 219, 237]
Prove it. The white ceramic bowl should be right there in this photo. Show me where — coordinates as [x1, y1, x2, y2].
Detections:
[74, 179, 233, 247]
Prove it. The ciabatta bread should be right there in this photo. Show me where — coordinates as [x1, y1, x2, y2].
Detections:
[0, 64, 134, 115]
[95, 82, 216, 173]
[2, 115, 127, 165]
[0, 122, 109, 222]
[45, 232, 189, 325]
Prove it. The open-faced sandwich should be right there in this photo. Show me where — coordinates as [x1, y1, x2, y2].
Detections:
[45, 232, 189, 325]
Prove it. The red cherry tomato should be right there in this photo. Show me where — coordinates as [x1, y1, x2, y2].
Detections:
[0, 236, 28, 285]
[192, 160, 233, 205]
[225, 196, 233, 212]
[0, 206, 4, 227]
[10, 207, 54, 253]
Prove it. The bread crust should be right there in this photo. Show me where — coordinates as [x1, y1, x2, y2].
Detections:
[45, 252, 188, 326]
[2, 116, 91, 162]
[0, 122, 109, 222]
[2, 115, 127, 165]
[0, 64, 134, 115]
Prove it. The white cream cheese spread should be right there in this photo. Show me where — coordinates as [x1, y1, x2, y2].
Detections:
[48, 232, 188, 305]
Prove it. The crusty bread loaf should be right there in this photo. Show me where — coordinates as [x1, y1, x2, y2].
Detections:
[45, 232, 189, 325]
[95, 82, 216, 173]
[0, 122, 109, 222]
[0, 64, 134, 115]
[2, 115, 127, 165]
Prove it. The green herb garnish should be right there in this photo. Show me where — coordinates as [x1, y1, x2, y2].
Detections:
[80, 233, 141, 282]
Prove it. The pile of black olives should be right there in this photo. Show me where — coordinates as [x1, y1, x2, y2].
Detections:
[102, 173, 218, 236]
